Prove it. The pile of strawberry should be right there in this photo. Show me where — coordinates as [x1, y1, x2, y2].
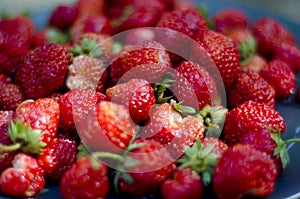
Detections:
[1, 0, 300, 198]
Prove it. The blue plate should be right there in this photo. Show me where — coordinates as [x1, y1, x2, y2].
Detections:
[1, 0, 300, 198]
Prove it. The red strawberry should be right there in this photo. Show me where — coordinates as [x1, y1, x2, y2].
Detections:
[240, 53, 268, 72]
[30, 28, 70, 47]
[259, 58, 296, 100]
[118, 139, 175, 195]
[229, 71, 275, 108]
[60, 156, 109, 199]
[193, 30, 241, 91]
[125, 28, 155, 45]
[213, 144, 277, 199]
[202, 137, 228, 157]
[106, 78, 156, 124]
[252, 17, 296, 56]
[49, 4, 79, 30]
[0, 74, 12, 84]
[15, 43, 72, 99]
[223, 100, 286, 145]
[58, 89, 106, 133]
[0, 83, 25, 110]
[173, 61, 218, 110]
[76, 0, 104, 16]
[0, 153, 45, 198]
[37, 133, 78, 180]
[82, 15, 113, 35]
[109, 41, 171, 84]
[161, 168, 203, 199]
[212, 9, 248, 33]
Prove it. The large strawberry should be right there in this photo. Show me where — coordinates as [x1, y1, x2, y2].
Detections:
[15, 43, 72, 99]
[213, 144, 277, 199]
[223, 100, 286, 145]
[60, 156, 109, 199]
[0, 153, 45, 198]
[49, 4, 79, 30]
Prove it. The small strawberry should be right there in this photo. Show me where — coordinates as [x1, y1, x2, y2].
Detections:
[193, 30, 241, 91]
[15, 43, 72, 99]
[161, 168, 203, 199]
[259, 58, 296, 100]
[37, 133, 78, 180]
[228, 71, 275, 108]
[49, 4, 79, 30]
[117, 139, 175, 195]
[106, 78, 156, 124]
[212, 9, 248, 33]
[223, 100, 286, 145]
[60, 156, 109, 199]
[213, 144, 277, 199]
[240, 53, 268, 72]
[0, 82, 25, 110]
[0, 153, 45, 198]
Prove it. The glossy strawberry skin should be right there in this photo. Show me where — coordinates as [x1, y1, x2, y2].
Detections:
[76, 0, 104, 16]
[82, 15, 113, 35]
[0, 83, 25, 110]
[37, 134, 78, 180]
[60, 156, 109, 199]
[14, 98, 60, 145]
[229, 71, 275, 108]
[106, 78, 156, 124]
[0, 153, 45, 198]
[213, 144, 277, 199]
[119, 139, 176, 196]
[15, 43, 72, 99]
[259, 59, 296, 100]
[223, 100, 286, 145]
[49, 5, 79, 30]
[161, 168, 203, 199]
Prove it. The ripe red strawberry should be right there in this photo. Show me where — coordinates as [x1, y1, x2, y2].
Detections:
[58, 89, 106, 133]
[193, 30, 241, 91]
[173, 61, 218, 110]
[0, 74, 12, 84]
[240, 54, 268, 72]
[76, 0, 104, 16]
[82, 15, 113, 35]
[106, 78, 156, 124]
[15, 43, 72, 99]
[202, 137, 228, 157]
[37, 133, 78, 180]
[252, 17, 296, 56]
[82, 101, 137, 153]
[0, 110, 17, 173]
[30, 28, 70, 47]
[0, 153, 45, 198]
[0, 83, 25, 110]
[60, 156, 109, 199]
[109, 41, 171, 84]
[49, 4, 79, 30]
[259, 58, 296, 100]
[118, 139, 175, 195]
[223, 100, 286, 145]
[212, 9, 248, 33]
[213, 144, 277, 199]
[161, 168, 203, 199]
[125, 28, 155, 45]
[229, 71, 275, 108]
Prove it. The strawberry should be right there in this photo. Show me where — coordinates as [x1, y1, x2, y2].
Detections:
[58, 89, 106, 133]
[193, 30, 241, 91]
[240, 53, 268, 72]
[0, 110, 17, 173]
[223, 100, 286, 145]
[106, 78, 156, 124]
[81, 101, 137, 153]
[49, 4, 79, 30]
[0, 74, 12, 84]
[125, 28, 155, 45]
[76, 0, 104, 17]
[37, 133, 78, 180]
[252, 17, 296, 56]
[0, 153, 45, 198]
[213, 144, 277, 199]
[259, 58, 296, 100]
[0, 82, 25, 110]
[60, 156, 109, 199]
[161, 168, 203, 199]
[109, 41, 171, 84]
[228, 71, 275, 108]
[212, 9, 248, 33]
[202, 137, 228, 157]
[173, 61, 218, 110]
[15, 43, 72, 99]
[117, 139, 175, 195]
[82, 15, 113, 35]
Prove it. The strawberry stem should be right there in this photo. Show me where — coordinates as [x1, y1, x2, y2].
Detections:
[284, 138, 300, 145]
[0, 143, 21, 151]
[92, 151, 125, 163]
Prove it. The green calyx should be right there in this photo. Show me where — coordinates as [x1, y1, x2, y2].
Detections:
[70, 37, 104, 58]
[196, 105, 227, 137]
[196, 5, 214, 29]
[0, 120, 46, 154]
[154, 73, 175, 104]
[177, 139, 220, 186]
[172, 101, 196, 116]
[46, 28, 70, 44]
[238, 36, 257, 63]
